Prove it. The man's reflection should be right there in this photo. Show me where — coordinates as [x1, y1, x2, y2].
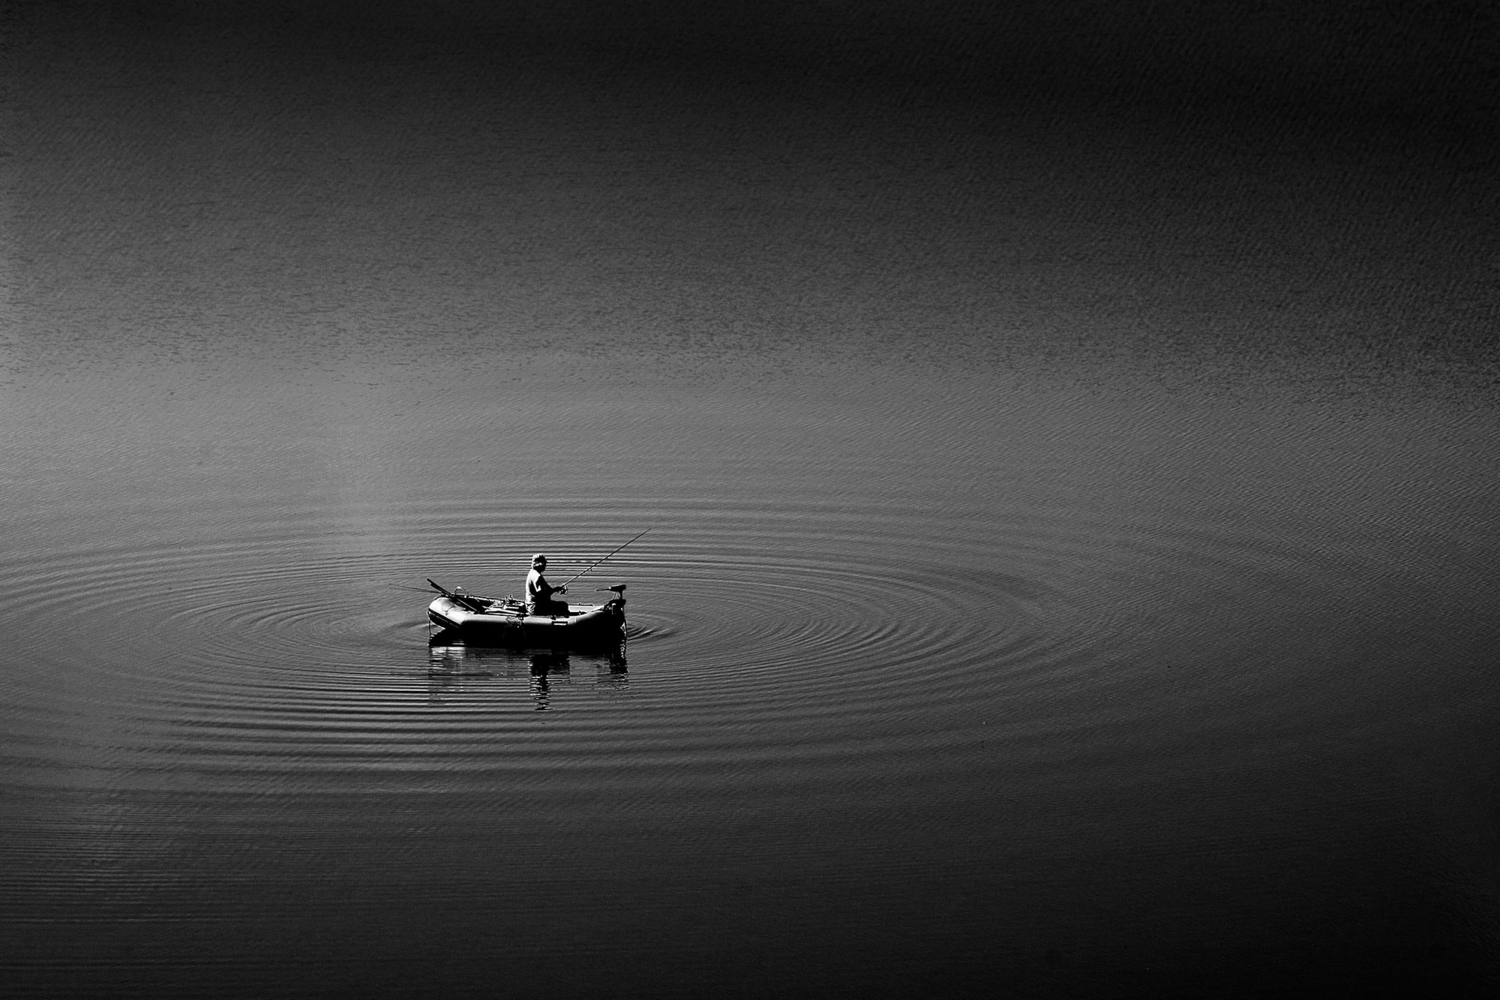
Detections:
[529, 652, 570, 710]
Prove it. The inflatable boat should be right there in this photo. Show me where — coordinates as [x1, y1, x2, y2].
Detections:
[425, 579, 626, 648]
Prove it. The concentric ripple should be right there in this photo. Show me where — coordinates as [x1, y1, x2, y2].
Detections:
[0, 470, 1395, 796]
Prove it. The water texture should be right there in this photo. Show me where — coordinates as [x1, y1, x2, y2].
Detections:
[3, 4, 1499, 998]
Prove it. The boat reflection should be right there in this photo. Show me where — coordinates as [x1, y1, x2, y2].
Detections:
[428, 632, 628, 710]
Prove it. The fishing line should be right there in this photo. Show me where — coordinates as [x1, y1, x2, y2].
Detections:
[558, 528, 652, 588]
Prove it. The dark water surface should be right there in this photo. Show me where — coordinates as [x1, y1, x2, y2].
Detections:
[4, 5, 1500, 997]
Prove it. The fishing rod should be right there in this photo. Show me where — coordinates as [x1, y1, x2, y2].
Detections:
[557, 528, 652, 588]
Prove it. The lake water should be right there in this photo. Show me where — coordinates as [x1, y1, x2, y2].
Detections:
[3, 7, 1499, 998]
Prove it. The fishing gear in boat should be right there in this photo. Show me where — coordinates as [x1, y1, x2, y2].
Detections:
[427, 578, 489, 614]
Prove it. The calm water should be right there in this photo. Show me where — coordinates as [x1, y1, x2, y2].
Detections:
[4, 6, 1499, 997]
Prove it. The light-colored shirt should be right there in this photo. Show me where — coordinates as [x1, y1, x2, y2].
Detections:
[526, 568, 551, 607]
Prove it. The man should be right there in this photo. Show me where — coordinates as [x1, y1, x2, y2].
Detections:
[525, 554, 568, 616]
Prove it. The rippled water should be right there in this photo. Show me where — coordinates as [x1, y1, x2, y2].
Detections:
[5, 7, 1500, 998]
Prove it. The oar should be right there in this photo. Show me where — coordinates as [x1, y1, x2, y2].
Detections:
[557, 529, 652, 589]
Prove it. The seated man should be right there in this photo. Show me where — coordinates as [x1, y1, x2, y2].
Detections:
[525, 554, 568, 616]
